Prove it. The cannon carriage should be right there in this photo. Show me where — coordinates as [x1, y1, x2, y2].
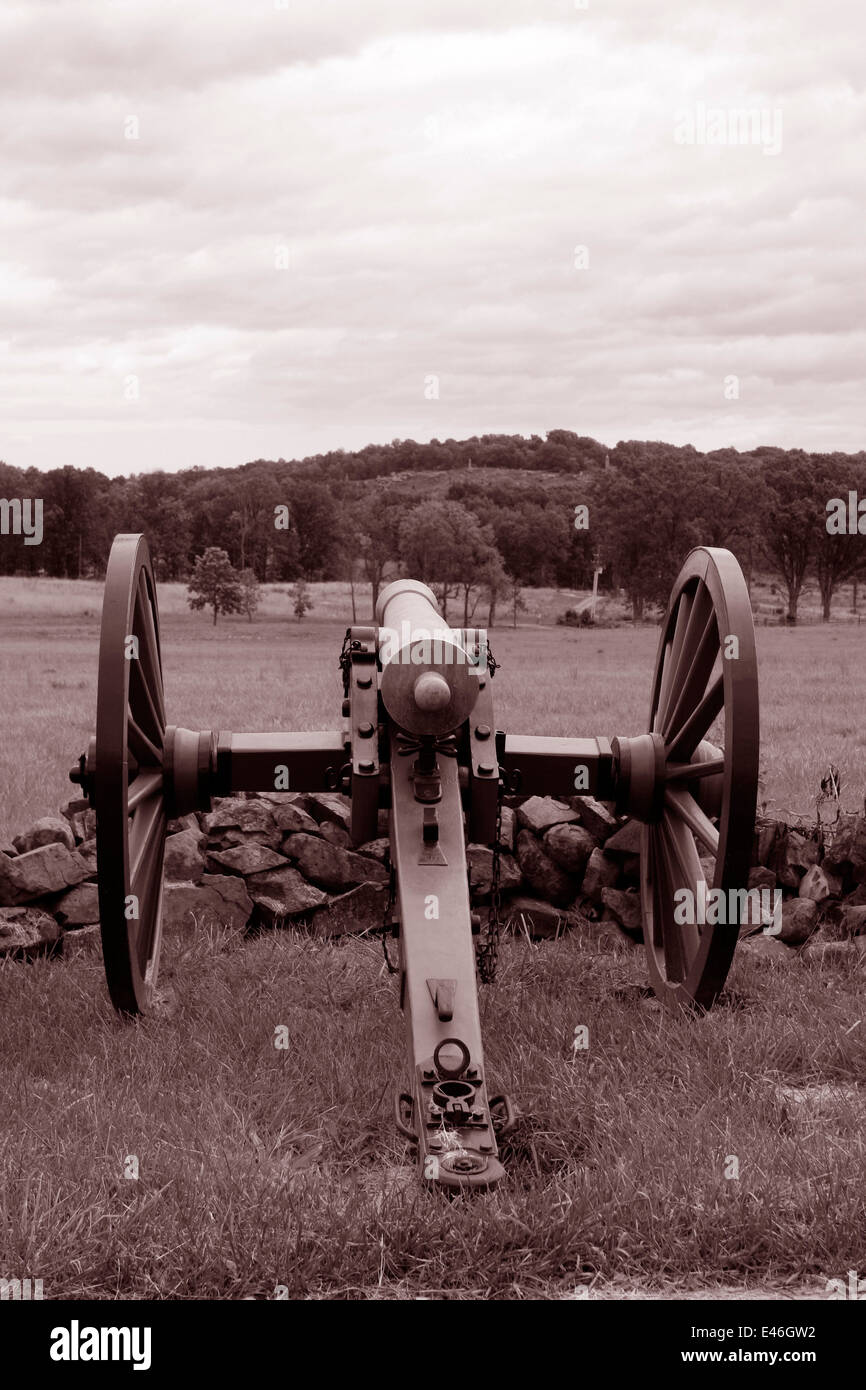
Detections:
[71, 535, 759, 1189]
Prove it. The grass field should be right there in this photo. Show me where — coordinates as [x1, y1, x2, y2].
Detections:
[1, 577, 865, 1300]
[2, 920, 865, 1300]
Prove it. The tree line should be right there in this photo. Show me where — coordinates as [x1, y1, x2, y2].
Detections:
[1, 433, 865, 624]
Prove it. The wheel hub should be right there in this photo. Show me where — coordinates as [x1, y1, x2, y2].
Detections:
[163, 727, 215, 818]
[611, 732, 667, 822]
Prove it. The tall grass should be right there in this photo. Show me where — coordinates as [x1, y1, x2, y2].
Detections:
[1, 921, 864, 1298]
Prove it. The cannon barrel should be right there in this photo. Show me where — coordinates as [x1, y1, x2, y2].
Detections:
[375, 579, 481, 736]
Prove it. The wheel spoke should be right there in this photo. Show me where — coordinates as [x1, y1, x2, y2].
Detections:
[666, 672, 724, 764]
[665, 757, 726, 782]
[135, 573, 167, 729]
[129, 654, 164, 745]
[647, 828, 664, 950]
[655, 588, 693, 732]
[665, 787, 720, 856]
[660, 583, 712, 725]
[658, 817, 702, 970]
[127, 710, 163, 768]
[127, 769, 163, 813]
[661, 600, 719, 745]
[133, 814, 165, 975]
[129, 795, 164, 885]
[138, 892, 162, 977]
[653, 821, 688, 982]
[661, 809, 708, 885]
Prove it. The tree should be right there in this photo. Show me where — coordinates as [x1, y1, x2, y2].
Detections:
[238, 567, 260, 622]
[355, 495, 402, 615]
[290, 480, 343, 579]
[509, 578, 527, 628]
[186, 473, 242, 569]
[471, 546, 507, 629]
[128, 470, 193, 580]
[589, 456, 702, 621]
[397, 501, 466, 618]
[225, 462, 283, 578]
[761, 458, 822, 624]
[269, 476, 302, 580]
[343, 548, 359, 623]
[811, 453, 866, 620]
[691, 454, 768, 592]
[457, 522, 507, 627]
[187, 548, 243, 624]
[290, 579, 312, 621]
[398, 500, 504, 623]
[489, 502, 569, 587]
[333, 493, 396, 621]
[38, 465, 98, 578]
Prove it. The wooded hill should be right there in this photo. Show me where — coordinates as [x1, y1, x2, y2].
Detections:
[2, 432, 865, 623]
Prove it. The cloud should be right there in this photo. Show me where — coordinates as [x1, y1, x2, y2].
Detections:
[0, 0, 862, 474]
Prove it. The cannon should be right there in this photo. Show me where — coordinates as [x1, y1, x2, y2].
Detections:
[71, 535, 759, 1189]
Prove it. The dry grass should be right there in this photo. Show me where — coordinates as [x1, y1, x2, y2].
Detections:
[1, 922, 864, 1299]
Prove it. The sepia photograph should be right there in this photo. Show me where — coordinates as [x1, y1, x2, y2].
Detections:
[0, 0, 863, 1355]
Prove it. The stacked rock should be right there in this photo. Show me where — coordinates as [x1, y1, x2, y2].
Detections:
[2, 791, 866, 967]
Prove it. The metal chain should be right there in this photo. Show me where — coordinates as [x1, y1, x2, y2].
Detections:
[477, 775, 504, 983]
[338, 631, 354, 698]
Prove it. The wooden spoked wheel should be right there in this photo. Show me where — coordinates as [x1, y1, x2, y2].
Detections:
[640, 548, 759, 1009]
[95, 534, 168, 1014]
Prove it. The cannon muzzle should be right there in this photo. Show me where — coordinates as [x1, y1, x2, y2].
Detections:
[375, 579, 481, 736]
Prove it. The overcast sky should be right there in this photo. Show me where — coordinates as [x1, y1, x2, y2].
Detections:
[0, 0, 862, 477]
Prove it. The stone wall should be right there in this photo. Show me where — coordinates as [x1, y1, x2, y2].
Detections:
[2, 790, 866, 966]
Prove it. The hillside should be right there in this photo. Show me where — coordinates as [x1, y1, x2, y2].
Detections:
[3, 434, 866, 627]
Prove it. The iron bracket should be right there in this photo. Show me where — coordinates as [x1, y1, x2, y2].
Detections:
[345, 626, 381, 843]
